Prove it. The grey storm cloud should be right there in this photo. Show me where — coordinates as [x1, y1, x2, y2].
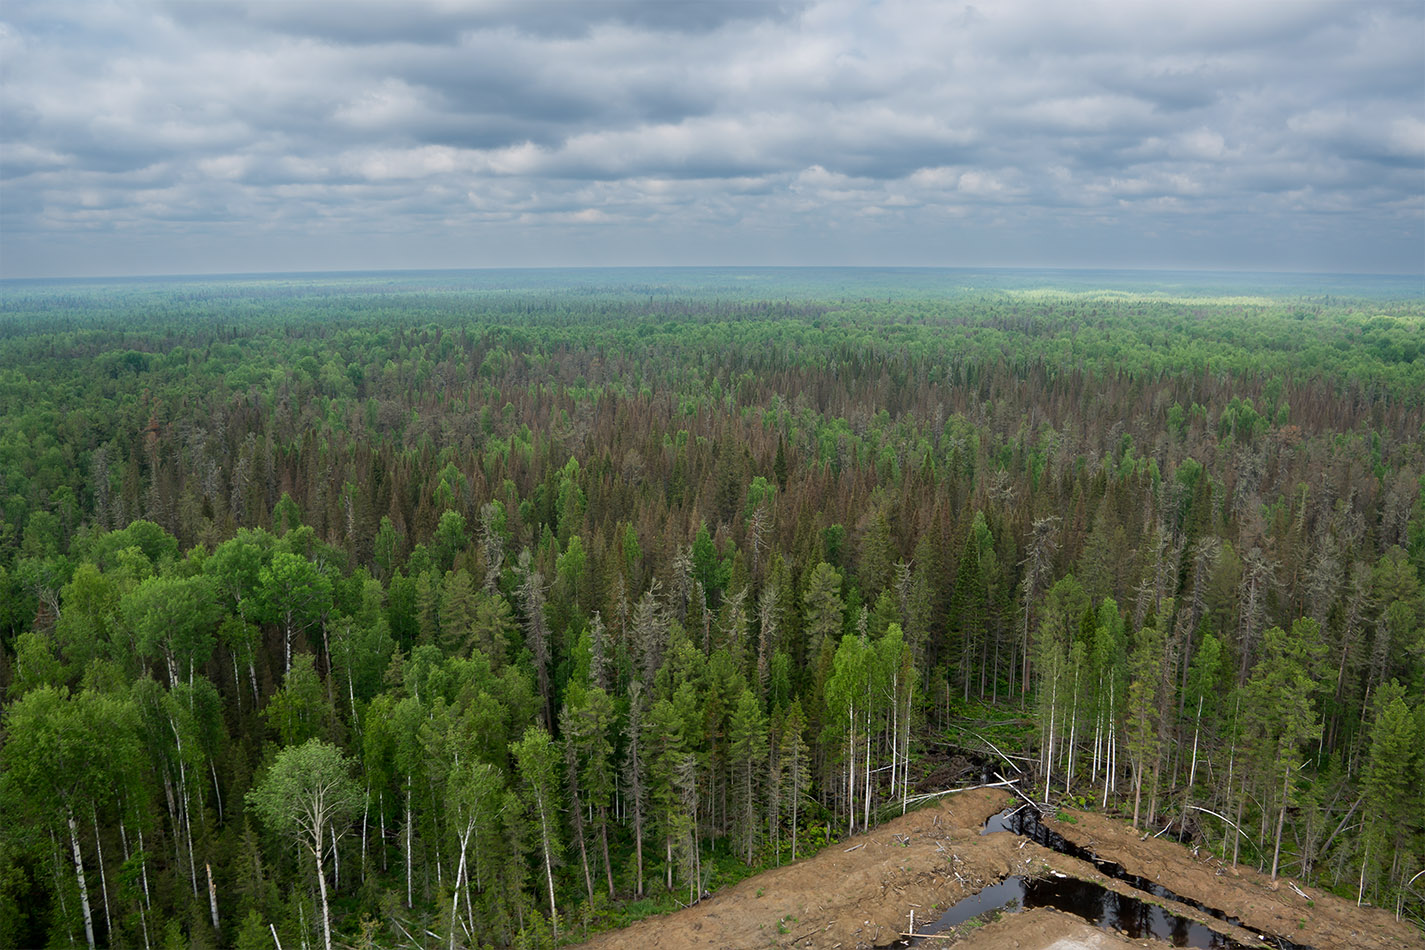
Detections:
[1, 0, 1421, 277]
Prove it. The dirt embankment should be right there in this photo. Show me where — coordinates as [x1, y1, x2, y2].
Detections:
[953, 906, 1167, 950]
[572, 789, 1422, 950]
[1041, 808, 1422, 950]
[576, 788, 1015, 950]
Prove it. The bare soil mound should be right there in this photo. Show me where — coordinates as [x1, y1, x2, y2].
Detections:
[957, 906, 1170, 950]
[572, 789, 1421, 950]
[1041, 808, 1422, 950]
[576, 788, 1012, 949]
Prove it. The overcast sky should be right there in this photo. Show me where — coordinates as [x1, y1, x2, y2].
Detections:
[2, 0, 1422, 278]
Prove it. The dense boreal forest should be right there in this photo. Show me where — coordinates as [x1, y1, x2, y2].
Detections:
[0, 269, 1422, 949]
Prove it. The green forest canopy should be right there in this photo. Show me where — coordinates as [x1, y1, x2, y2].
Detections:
[0, 269, 1422, 947]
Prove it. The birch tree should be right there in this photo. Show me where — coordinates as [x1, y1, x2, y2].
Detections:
[825, 634, 870, 834]
[257, 551, 332, 678]
[511, 725, 563, 939]
[122, 573, 221, 689]
[246, 739, 362, 950]
[1, 687, 141, 950]
[444, 759, 503, 950]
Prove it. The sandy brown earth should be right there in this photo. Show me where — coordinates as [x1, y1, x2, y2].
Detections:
[572, 788, 1422, 950]
[1041, 808, 1422, 950]
[951, 907, 1170, 950]
[576, 788, 1015, 950]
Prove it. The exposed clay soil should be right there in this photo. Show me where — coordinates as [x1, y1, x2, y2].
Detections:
[949, 906, 1170, 950]
[1041, 807, 1422, 950]
[575, 788, 1014, 950]
[571, 789, 1422, 950]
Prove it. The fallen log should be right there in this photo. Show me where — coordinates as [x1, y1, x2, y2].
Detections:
[1185, 804, 1249, 840]
[995, 772, 1040, 811]
[791, 922, 833, 943]
[970, 732, 1031, 770]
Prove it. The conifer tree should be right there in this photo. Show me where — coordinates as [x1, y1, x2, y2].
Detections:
[728, 687, 768, 864]
[803, 562, 844, 666]
[1245, 619, 1326, 880]
[1127, 616, 1164, 828]
[622, 680, 649, 898]
[1359, 680, 1420, 908]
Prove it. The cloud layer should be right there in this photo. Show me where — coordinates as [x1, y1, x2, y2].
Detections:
[2, 0, 1421, 276]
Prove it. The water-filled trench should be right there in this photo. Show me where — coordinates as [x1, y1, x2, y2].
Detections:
[897, 805, 1309, 949]
[901, 872, 1246, 948]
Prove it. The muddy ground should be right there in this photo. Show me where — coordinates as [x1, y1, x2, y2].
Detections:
[948, 906, 1169, 950]
[572, 788, 1421, 950]
[1041, 807, 1421, 950]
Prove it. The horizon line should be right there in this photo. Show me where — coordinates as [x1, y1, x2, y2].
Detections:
[4, 263, 1424, 285]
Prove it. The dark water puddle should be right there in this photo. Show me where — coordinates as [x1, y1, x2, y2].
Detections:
[909, 877, 1027, 931]
[982, 805, 1094, 859]
[899, 873, 1252, 948]
[963, 807, 1311, 950]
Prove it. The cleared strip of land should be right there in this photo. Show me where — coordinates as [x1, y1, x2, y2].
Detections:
[574, 788, 1422, 950]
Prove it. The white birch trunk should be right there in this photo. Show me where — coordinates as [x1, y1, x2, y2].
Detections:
[92, 807, 112, 942]
[1187, 697, 1202, 792]
[181, 777, 199, 898]
[405, 777, 413, 908]
[863, 712, 872, 832]
[361, 786, 369, 884]
[902, 678, 913, 815]
[68, 809, 96, 950]
[449, 823, 471, 950]
[1044, 672, 1057, 801]
[1065, 667, 1080, 793]
[313, 827, 334, 950]
[137, 825, 152, 911]
[538, 793, 557, 938]
[846, 703, 856, 835]
[170, 719, 199, 898]
[206, 862, 221, 931]
[889, 670, 899, 797]
[121, 815, 152, 950]
[210, 759, 224, 824]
